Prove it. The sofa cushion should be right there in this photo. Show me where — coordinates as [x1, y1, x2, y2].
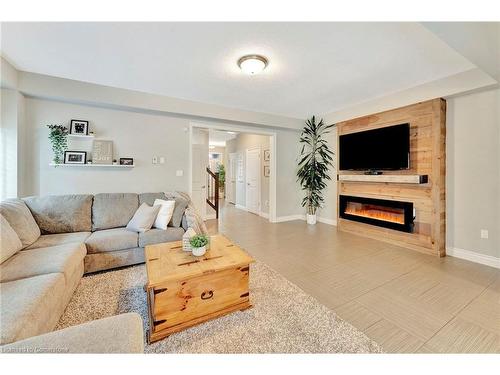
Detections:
[138, 227, 185, 247]
[164, 192, 189, 227]
[85, 228, 138, 254]
[0, 243, 86, 283]
[0, 199, 40, 248]
[138, 192, 166, 206]
[0, 313, 144, 353]
[0, 273, 66, 345]
[26, 232, 92, 250]
[92, 193, 138, 231]
[23, 194, 93, 234]
[0, 214, 23, 263]
[126, 203, 160, 233]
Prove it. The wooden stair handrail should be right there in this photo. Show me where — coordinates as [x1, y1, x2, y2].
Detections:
[206, 167, 219, 219]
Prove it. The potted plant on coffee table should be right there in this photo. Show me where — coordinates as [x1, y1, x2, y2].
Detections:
[190, 235, 209, 257]
[297, 116, 334, 225]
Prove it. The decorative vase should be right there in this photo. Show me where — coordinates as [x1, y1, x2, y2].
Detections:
[306, 214, 317, 225]
[192, 245, 207, 257]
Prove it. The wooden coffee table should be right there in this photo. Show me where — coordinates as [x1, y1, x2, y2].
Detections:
[145, 234, 254, 343]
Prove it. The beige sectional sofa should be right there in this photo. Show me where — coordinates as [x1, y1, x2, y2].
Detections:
[0, 191, 202, 348]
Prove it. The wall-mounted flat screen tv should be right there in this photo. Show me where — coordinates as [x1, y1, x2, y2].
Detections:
[339, 123, 410, 171]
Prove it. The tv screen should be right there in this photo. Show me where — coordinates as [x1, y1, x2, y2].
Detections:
[339, 123, 410, 171]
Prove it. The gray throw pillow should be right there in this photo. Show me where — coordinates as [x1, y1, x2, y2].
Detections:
[168, 196, 189, 228]
[126, 203, 161, 233]
[0, 214, 23, 263]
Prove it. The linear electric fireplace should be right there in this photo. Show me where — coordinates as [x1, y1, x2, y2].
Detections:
[339, 195, 414, 233]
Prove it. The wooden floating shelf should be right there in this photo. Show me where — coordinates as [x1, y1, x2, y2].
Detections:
[338, 174, 428, 184]
[49, 163, 134, 168]
[68, 134, 95, 139]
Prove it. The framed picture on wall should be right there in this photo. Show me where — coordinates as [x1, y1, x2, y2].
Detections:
[263, 149, 270, 161]
[264, 165, 270, 177]
[92, 140, 113, 165]
[119, 158, 134, 166]
[69, 119, 89, 135]
[64, 151, 87, 164]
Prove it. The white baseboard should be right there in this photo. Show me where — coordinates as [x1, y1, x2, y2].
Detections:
[259, 211, 269, 219]
[274, 214, 306, 222]
[317, 217, 337, 226]
[235, 204, 247, 211]
[274, 214, 337, 225]
[446, 247, 500, 269]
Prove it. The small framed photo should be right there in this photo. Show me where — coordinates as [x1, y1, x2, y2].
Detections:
[64, 151, 87, 164]
[70, 119, 89, 135]
[264, 165, 270, 177]
[263, 149, 270, 161]
[119, 158, 134, 166]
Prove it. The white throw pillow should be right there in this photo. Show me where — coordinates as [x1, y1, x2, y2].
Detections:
[126, 203, 161, 233]
[0, 214, 23, 263]
[153, 199, 176, 230]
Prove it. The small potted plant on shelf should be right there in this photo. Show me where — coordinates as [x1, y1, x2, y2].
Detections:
[47, 124, 68, 164]
[190, 235, 209, 257]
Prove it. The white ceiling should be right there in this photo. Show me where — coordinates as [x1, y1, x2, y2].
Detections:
[1, 22, 478, 118]
[209, 129, 237, 147]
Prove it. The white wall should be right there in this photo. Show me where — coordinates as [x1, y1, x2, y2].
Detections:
[446, 88, 500, 259]
[24, 98, 191, 195]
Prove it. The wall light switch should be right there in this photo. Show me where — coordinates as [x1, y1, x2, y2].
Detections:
[159, 157, 165, 164]
[176, 170, 183, 177]
[480, 229, 489, 239]
[152, 156, 158, 164]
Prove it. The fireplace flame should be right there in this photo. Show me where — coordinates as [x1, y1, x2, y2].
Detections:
[345, 206, 404, 224]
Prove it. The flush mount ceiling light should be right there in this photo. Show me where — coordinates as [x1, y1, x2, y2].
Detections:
[237, 55, 268, 75]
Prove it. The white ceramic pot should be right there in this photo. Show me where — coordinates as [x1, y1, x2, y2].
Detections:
[192, 245, 207, 257]
[306, 214, 317, 225]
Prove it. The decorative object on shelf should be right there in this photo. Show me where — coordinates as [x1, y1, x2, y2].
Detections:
[92, 140, 113, 165]
[47, 124, 68, 164]
[87, 159, 92, 164]
[190, 235, 209, 257]
[89, 131, 94, 136]
[264, 165, 270, 177]
[69, 119, 89, 135]
[264, 149, 270, 161]
[119, 157, 134, 166]
[297, 116, 334, 225]
[113, 159, 118, 165]
[182, 227, 197, 252]
[64, 151, 87, 164]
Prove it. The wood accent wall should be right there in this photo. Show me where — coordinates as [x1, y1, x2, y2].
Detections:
[336, 99, 446, 257]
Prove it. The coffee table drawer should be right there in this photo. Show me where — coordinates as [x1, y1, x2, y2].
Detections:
[151, 266, 250, 331]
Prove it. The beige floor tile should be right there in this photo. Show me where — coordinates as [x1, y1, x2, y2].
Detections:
[335, 301, 382, 331]
[364, 319, 425, 353]
[356, 287, 449, 341]
[425, 317, 500, 353]
[458, 286, 500, 335]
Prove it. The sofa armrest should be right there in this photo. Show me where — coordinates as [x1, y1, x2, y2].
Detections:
[0, 313, 144, 353]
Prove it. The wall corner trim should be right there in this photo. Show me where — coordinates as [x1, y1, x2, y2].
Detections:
[446, 247, 500, 269]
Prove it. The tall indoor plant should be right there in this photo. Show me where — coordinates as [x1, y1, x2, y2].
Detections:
[297, 116, 334, 224]
[47, 124, 68, 164]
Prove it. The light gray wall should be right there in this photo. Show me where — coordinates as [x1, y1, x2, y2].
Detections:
[446, 88, 500, 258]
[226, 133, 271, 214]
[24, 98, 191, 195]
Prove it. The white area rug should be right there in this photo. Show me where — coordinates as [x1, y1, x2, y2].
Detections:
[57, 262, 382, 353]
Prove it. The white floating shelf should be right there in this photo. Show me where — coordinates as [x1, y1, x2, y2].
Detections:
[49, 163, 134, 168]
[68, 134, 95, 139]
[338, 174, 428, 184]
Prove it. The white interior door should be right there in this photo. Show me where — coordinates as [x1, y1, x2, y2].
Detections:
[227, 153, 237, 204]
[245, 148, 261, 215]
[192, 144, 208, 219]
